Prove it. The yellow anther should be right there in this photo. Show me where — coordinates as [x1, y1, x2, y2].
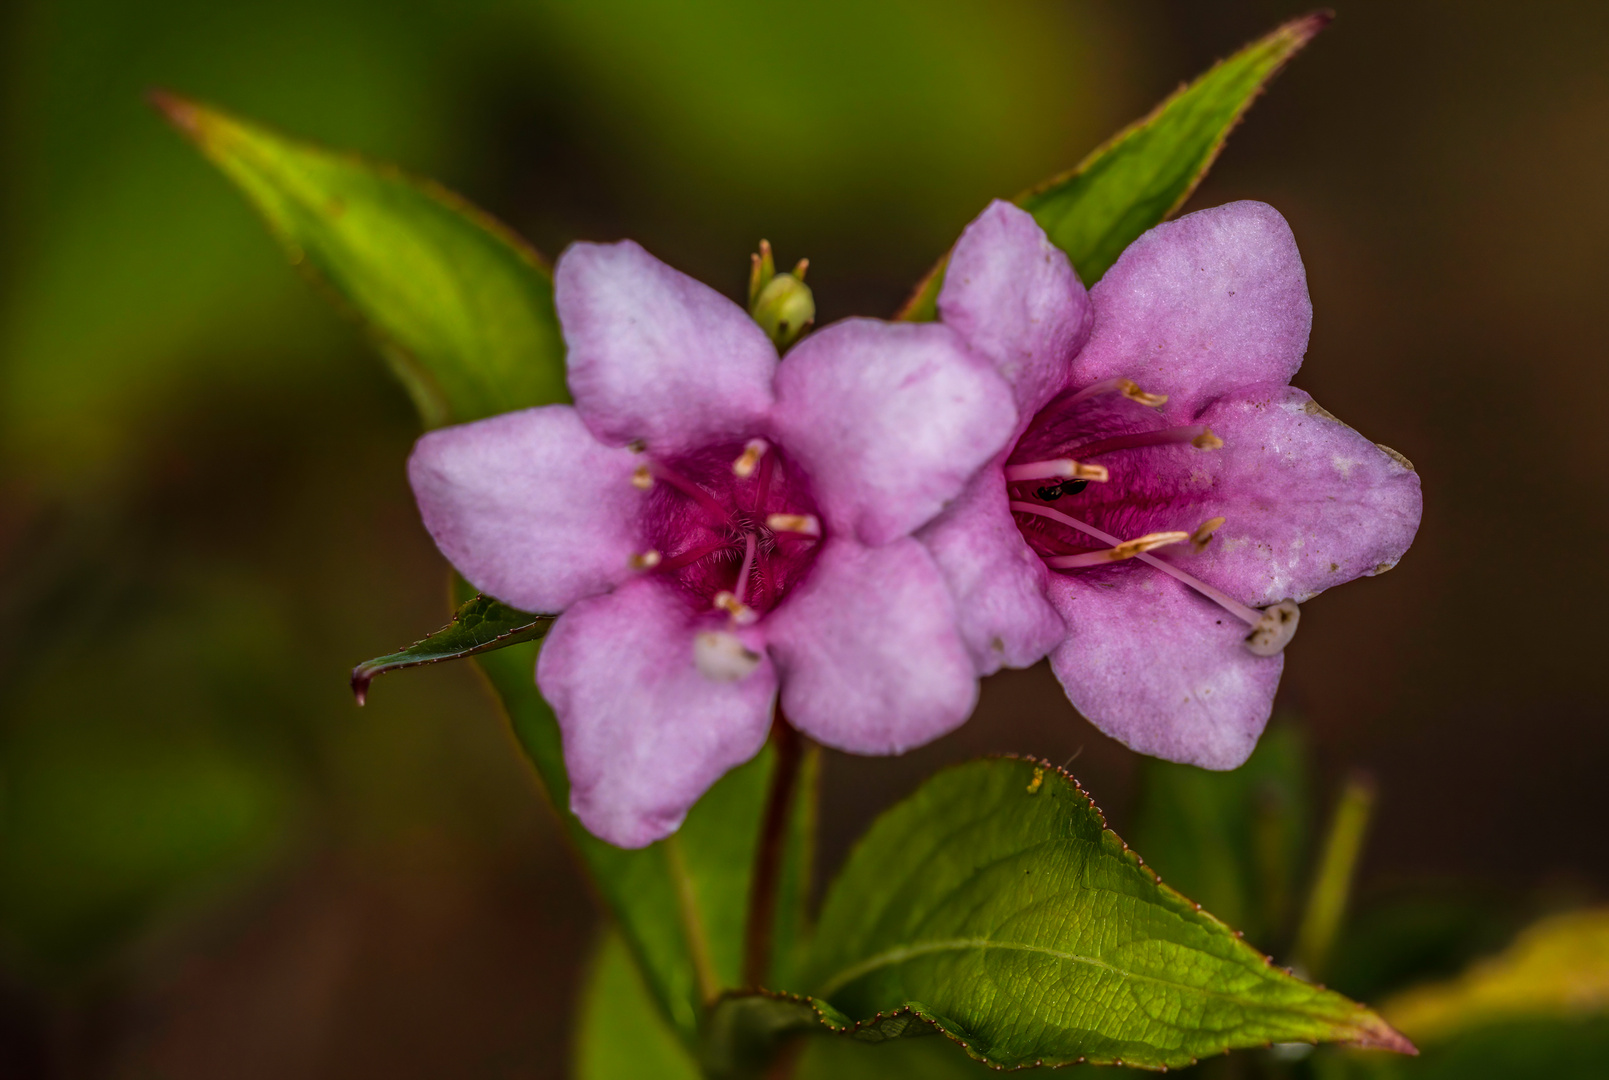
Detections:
[1192, 428, 1225, 450]
[765, 513, 821, 537]
[713, 590, 758, 625]
[1108, 531, 1191, 561]
[628, 549, 662, 570]
[1117, 378, 1169, 407]
[1069, 461, 1110, 482]
[1190, 516, 1226, 553]
[732, 438, 769, 478]
[631, 464, 654, 489]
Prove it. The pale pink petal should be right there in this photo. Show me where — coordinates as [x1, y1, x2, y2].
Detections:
[938, 200, 1090, 419]
[1070, 201, 1312, 418]
[767, 537, 977, 754]
[1173, 384, 1423, 606]
[916, 466, 1066, 674]
[771, 319, 1017, 546]
[555, 240, 777, 454]
[1045, 571, 1282, 770]
[537, 577, 776, 848]
[408, 405, 643, 612]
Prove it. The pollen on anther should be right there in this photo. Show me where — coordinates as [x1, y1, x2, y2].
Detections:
[766, 512, 820, 537]
[713, 590, 758, 625]
[731, 438, 768, 478]
[1190, 517, 1226, 552]
[1192, 428, 1225, 450]
[628, 549, 661, 570]
[1118, 378, 1169, 407]
[631, 464, 653, 489]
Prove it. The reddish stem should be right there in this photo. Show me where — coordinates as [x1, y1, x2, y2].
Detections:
[742, 714, 803, 989]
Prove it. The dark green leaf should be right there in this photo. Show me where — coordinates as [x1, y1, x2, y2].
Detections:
[153, 92, 567, 427]
[349, 593, 552, 705]
[896, 12, 1328, 320]
[1131, 723, 1309, 950]
[795, 757, 1408, 1071]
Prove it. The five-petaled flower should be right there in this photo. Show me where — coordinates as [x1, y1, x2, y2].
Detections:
[918, 199, 1422, 769]
[408, 240, 1018, 847]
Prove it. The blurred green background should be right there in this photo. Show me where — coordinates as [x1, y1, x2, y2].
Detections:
[1, 0, 1605, 1075]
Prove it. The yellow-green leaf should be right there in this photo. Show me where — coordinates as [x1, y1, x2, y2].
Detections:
[153, 92, 566, 427]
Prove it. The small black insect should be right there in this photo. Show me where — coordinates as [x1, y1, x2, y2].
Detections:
[1034, 479, 1089, 501]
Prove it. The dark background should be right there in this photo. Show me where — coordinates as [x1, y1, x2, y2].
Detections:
[2, 0, 1604, 1075]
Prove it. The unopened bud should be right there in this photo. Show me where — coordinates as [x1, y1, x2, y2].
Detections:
[748, 243, 816, 351]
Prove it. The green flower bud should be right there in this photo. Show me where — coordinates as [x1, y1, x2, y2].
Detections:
[752, 258, 815, 349]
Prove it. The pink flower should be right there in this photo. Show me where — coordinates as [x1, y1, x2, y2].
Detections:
[920, 200, 1422, 769]
[407, 241, 1017, 847]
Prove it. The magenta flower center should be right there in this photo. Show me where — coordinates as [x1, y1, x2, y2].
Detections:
[1005, 378, 1296, 654]
[634, 439, 823, 622]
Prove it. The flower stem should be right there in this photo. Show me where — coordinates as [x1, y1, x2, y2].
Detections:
[664, 831, 719, 1006]
[743, 713, 804, 989]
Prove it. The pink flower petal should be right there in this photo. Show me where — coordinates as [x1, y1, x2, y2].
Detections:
[772, 319, 1017, 546]
[1071, 201, 1312, 418]
[1182, 384, 1423, 606]
[938, 200, 1091, 420]
[555, 240, 778, 455]
[537, 577, 777, 849]
[408, 405, 643, 612]
[766, 537, 977, 754]
[917, 467, 1066, 674]
[1045, 570, 1283, 770]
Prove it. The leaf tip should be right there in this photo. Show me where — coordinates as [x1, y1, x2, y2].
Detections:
[350, 665, 374, 707]
[147, 88, 204, 138]
[1352, 1013, 1418, 1056]
[1287, 9, 1336, 44]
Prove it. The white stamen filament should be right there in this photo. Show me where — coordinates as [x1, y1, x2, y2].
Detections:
[628, 549, 662, 570]
[1064, 376, 1169, 409]
[1004, 458, 1110, 483]
[693, 630, 762, 682]
[732, 438, 769, 478]
[731, 532, 758, 605]
[766, 513, 821, 537]
[1067, 424, 1222, 461]
[1042, 531, 1191, 569]
[1009, 501, 1266, 628]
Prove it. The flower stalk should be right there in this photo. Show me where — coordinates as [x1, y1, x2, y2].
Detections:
[743, 713, 805, 988]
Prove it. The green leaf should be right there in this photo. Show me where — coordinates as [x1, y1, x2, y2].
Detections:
[349, 593, 552, 705]
[576, 932, 702, 1080]
[152, 92, 567, 428]
[895, 12, 1328, 320]
[793, 757, 1408, 1071]
[467, 577, 815, 1045]
[1131, 723, 1309, 950]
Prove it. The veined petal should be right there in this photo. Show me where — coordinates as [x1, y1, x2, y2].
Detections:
[1071, 201, 1311, 418]
[767, 537, 977, 754]
[1045, 571, 1282, 770]
[1184, 384, 1423, 605]
[537, 577, 776, 849]
[772, 319, 1017, 546]
[939, 200, 1090, 420]
[917, 466, 1066, 674]
[408, 405, 643, 612]
[556, 240, 778, 454]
